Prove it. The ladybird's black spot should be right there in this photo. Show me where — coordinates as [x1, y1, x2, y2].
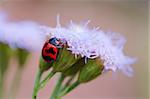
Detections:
[46, 48, 56, 55]
[43, 56, 53, 62]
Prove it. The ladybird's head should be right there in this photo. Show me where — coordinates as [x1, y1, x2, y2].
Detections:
[49, 37, 65, 48]
[49, 37, 58, 45]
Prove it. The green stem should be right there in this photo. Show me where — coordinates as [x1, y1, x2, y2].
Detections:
[32, 69, 42, 99]
[9, 67, 23, 99]
[50, 74, 65, 99]
[39, 70, 56, 89]
[61, 75, 75, 91]
[58, 81, 80, 98]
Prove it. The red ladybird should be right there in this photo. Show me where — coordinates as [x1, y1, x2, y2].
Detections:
[42, 37, 61, 62]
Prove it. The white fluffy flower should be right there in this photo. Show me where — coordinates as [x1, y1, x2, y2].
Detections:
[0, 12, 47, 51]
[45, 16, 136, 76]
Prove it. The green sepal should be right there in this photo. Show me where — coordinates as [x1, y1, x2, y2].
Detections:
[39, 56, 53, 72]
[78, 59, 104, 83]
[16, 48, 30, 67]
[62, 58, 85, 77]
[52, 46, 80, 72]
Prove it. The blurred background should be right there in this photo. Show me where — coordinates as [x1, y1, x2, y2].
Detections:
[0, 0, 148, 99]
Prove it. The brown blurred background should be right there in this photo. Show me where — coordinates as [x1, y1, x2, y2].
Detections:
[0, 0, 148, 99]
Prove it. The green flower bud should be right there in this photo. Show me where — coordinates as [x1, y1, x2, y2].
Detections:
[39, 56, 54, 72]
[52, 46, 80, 72]
[16, 49, 30, 67]
[78, 58, 104, 83]
[62, 58, 85, 77]
[0, 43, 11, 75]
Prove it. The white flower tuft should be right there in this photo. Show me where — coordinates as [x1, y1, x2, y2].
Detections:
[0, 12, 47, 52]
[46, 16, 136, 76]
[0, 11, 136, 76]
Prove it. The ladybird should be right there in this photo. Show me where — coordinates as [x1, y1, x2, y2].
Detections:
[42, 37, 61, 62]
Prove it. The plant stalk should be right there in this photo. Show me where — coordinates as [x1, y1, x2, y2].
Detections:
[61, 75, 75, 91]
[32, 69, 42, 99]
[50, 74, 65, 99]
[58, 81, 80, 98]
[39, 70, 56, 89]
[9, 67, 23, 99]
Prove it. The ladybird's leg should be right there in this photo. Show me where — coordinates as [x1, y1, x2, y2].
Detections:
[43, 56, 53, 62]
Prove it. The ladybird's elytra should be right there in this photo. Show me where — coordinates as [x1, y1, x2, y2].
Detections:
[42, 37, 59, 62]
